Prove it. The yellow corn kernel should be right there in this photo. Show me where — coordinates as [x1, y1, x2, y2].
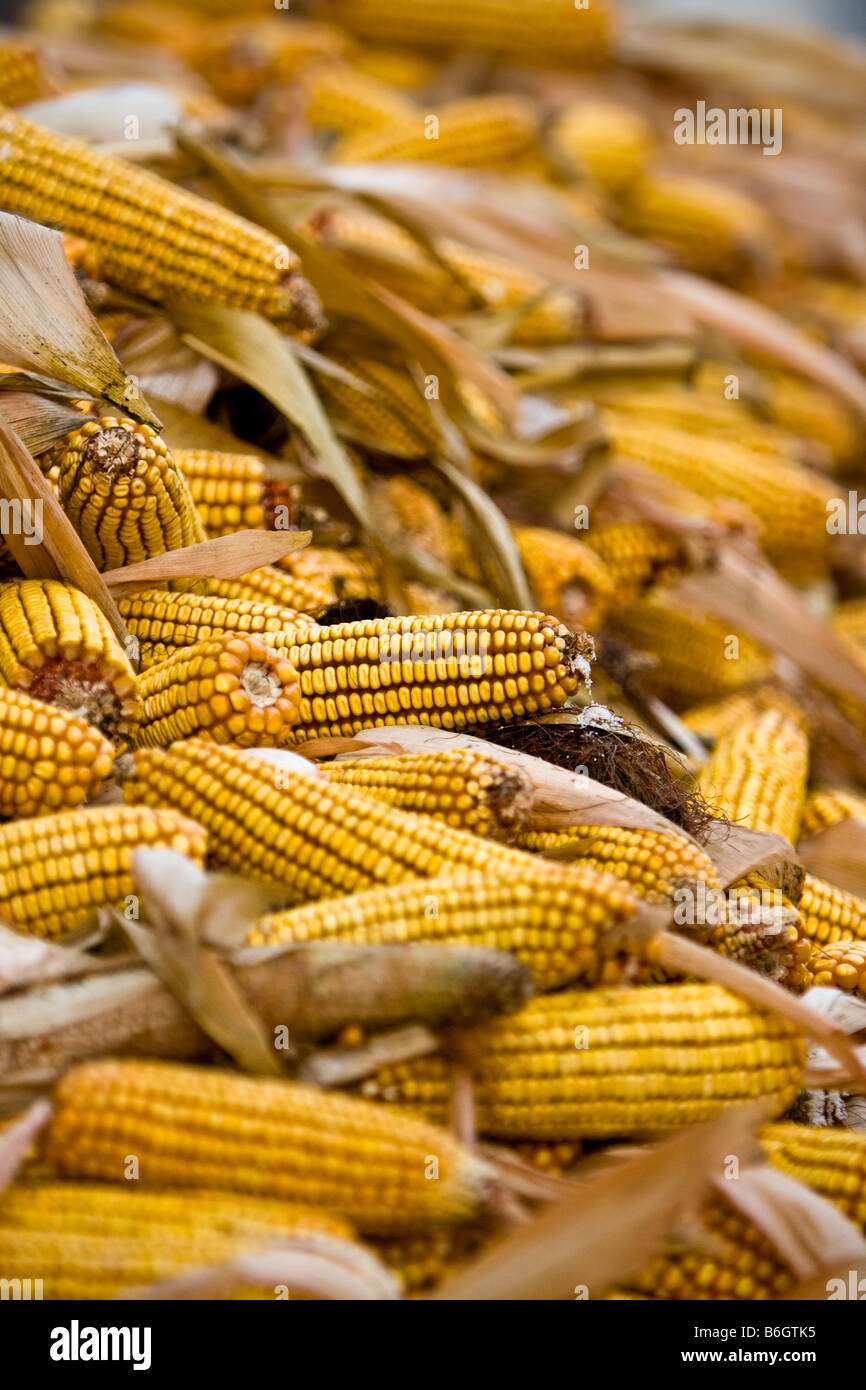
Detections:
[0, 687, 113, 818]
[117, 589, 319, 669]
[697, 701, 810, 843]
[515, 825, 721, 904]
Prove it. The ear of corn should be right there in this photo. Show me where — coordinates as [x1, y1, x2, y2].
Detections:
[0, 580, 140, 739]
[302, 59, 418, 134]
[359, 983, 806, 1139]
[513, 527, 613, 633]
[123, 737, 562, 904]
[0, 108, 322, 329]
[0, 39, 54, 105]
[584, 520, 687, 598]
[320, 748, 534, 838]
[50, 417, 206, 582]
[332, 96, 539, 167]
[41, 1058, 497, 1234]
[618, 175, 775, 283]
[761, 1125, 866, 1235]
[211, 551, 381, 616]
[0, 687, 113, 818]
[798, 873, 866, 948]
[136, 634, 301, 748]
[175, 449, 272, 536]
[248, 859, 644, 991]
[549, 101, 653, 195]
[801, 787, 866, 839]
[697, 700, 810, 843]
[117, 589, 320, 668]
[515, 825, 721, 904]
[807, 938, 866, 995]
[0, 804, 207, 938]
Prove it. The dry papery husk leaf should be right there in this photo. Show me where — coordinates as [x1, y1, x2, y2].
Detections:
[300, 722, 801, 888]
[109, 315, 220, 413]
[0, 923, 109, 996]
[101, 528, 312, 595]
[122, 1236, 402, 1302]
[298, 1023, 439, 1089]
[0, 211, 159, 427]
[0, 1099, 51, 1193]
[0, 385, 90, 456]
[23, 83, 197, 158]
[673, 543, 866, 709]
[0, 415, 129, 646]
[429, 1106, 763, 1300]
[796, 820, 866, 901]
[434, 456, 532, 611]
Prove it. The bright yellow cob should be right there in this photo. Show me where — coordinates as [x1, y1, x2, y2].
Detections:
[0, 804, 207, 938]
[172, 449, 278, 537]
[584, 519, 687, 598]
[798, 874, 866, 947]
[320, 748, 534, 838]
[549, 101, 653, 195]
[49, 416, 206, 578]
[314, 354, 435, 457]
[0, 109, 322, 329]
[333, 96, 539, 168]
[41, 1058, 497, 1234]
[604, 592, 770, 710]
[136, 634, 302, 748]
[801, 787, 866, 839]
[123, 738, 574, 903]
[807, 938, 866, 995]
[359, 984, 806, 1139]
[618, 175, 775, 282]
[603, 412, 832, 582]
[211, 552, 381, 615]
[117, 589, 320, 668]
[0, 687, 113, 818]
[761, 1124, 866, 1235]
[0, 1180, 354, 1300]
[513, 527, 613, 633]
[302, 59, 418, 133]
[248, 860, 643, 991]
[697, 700, 810, 843]
[515, 825, 721, 904]
[319, 0, 614, 67]
[0, 580, 140, 739]
[0, 39, 54, 105]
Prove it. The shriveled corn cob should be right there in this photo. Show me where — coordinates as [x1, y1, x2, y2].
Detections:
[697, 701, 810, 843]
[117, 589, 320, 668]
[801, 787, 866, 839]
[0, 804, 206, 939]
[321, 748, 534, 838]
[248, 860, 644, 991]
[123, 738, 562, 903]
[136, 634, 302, 748]
[49, 416, 206, 578]
[603, 412, 832, 582]
[42, 1058, 497, 1234]
[513, 527, 613, 633]
[549, 102, 653, 195]
[807, 939, 866, 996]
[614, 1192, 794, 1301]
[618, 176, 775, 283]
[359, 984, 806, 1139]
[604, 592, 770, 710]
[515, 825, 721, 904]
[0, 687, 113, 818]
[761, 1124, 866, 1235]
[584, 520, 687, 598]
[0, 39, 54, 105]
[279, 609, 589, 741]
[0, 109, 322, 329]
[0, 579, 139, 738]
[333, 96, 539, 168]
[798, 873, 866, 947]
[320, 0, 614, 67]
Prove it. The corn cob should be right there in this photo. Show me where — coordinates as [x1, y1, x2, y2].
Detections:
[618, 176, 775, 283]
[0, 804, 206, 938]
[171, 449, 278, 537]
[319, 0, 614, 67]
[513, 527, 613, 633]
[510, 1141, 582, 1176]
[321, 748, 534, 838]
[693, 360, 860, 465]
[807, 939, 866, 995]
[801, 787, 866, 839]
[302, 60, 418, 134]
[49, 416, 206, 580]
[0, 686, 113, 819]
[0, 109, 322, 329]
[314, 354, 435, 458]
[136, 634, 302, 749]
[123, 738, 569, 903]
[211, 552, 381, 616]
[697, 701, 810, 843]
[117, 589, 320, 669]
[41, 1058, 497, 1234]
[333, 96, 539, 168]
[359, 984, 806, 1139]
[614, 1192, 794, 1300]
[370, 1229, 479, 1297]
[350, 47, 439, 92]
[761, 1124, 866, 1235]
[0, 39, 54, 105]
[604, 592, 771, 710]
[603, 412, 832, 582]
[0, 579, 140, 738]
[248, 860, 643, 991]
[681, 685, 790, 744]
[515, 825, 721, 904]
[549, 101, 653, 195]
[798, 873, 866, 947]
[591, 386, 816, 462]
[185, 17, 350, 104]
[584, 520, 687, 598]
